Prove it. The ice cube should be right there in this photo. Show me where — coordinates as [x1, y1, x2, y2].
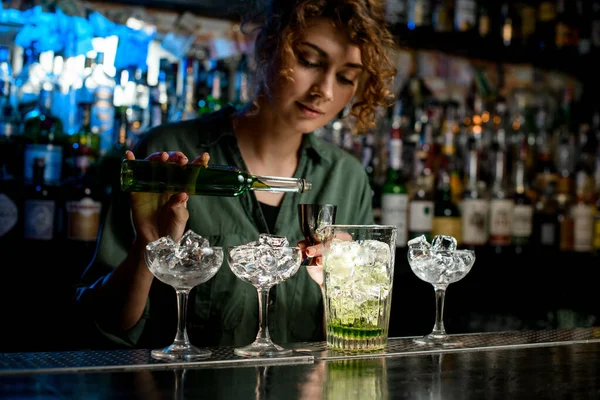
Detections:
[258, 233, 289, 247]
[257, 246, 279, 271]
[408, 246, 431, 263]
[362, 240, 391, 268]
[179, 229, 210, 249]
[146, 236, 178, 269]
[408, 234, 430, 248]
[431, 235, 457, 253]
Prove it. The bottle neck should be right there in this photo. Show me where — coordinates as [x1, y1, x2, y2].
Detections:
[248, 173, 312, 193]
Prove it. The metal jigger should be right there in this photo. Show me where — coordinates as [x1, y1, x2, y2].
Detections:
[298, 203, 337, 265]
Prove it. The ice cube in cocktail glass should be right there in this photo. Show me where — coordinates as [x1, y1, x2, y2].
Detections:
[407, 234, 476, 347]
[145, 230, 223, 361]
[227, 234, 303, 357]
[321, 225, 397, 352]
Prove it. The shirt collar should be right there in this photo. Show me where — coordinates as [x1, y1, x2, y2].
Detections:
[302, 131, 328, 162]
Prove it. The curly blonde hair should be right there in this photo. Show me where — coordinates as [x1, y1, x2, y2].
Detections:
[242, 0, 397, 133]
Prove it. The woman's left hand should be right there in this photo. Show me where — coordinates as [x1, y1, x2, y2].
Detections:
[297, 240, 324, 287]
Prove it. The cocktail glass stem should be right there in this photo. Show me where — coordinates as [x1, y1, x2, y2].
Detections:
[255, 288, 271, 343]
[174, 289, 191, 347]
[151, 288, 211, 360]
[414, 283, 462, 347]
[431, 284, 448, 336]
[234, 286, 292, 357]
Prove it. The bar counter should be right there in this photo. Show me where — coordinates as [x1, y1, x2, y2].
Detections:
[2, 328, 600, 399]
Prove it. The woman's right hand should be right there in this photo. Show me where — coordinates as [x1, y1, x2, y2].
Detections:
[125, 150, 210, 247]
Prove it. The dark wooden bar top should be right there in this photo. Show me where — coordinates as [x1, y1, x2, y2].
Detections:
[1, 328, 600, 399]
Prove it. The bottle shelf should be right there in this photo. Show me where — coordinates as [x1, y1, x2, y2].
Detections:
[390, 26, 594, 81]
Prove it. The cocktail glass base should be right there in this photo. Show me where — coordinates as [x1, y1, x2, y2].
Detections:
[234, 338, 292, 357]
[327, 334, 387, 352]
[413, 332, 463, 348]
[151, 343, 211, 361]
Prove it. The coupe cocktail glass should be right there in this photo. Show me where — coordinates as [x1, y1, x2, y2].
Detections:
[227, 234, 302, 357]
[321, 225, 397, 352]
[407, 234, 476, 347]
[145, 230, 223, 360]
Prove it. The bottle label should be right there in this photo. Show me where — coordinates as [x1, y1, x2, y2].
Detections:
[556, 23, 570, 48]
[478, 15, 490, 37]
[0, 121, 18, 137]
[461, 199, 489, 245]
[559, 216, 574, 251]
[24, 199, 55, 240]
[538, 2, 556, 21]
[540, 222, 557, 246]
[454, 0, 476, 32]
[92, 84, 116, 157]
[66, 197, 102, 241]
[408, 0, 431, 27]
[409, 200, 433, 232]
[23, 144, 63, 185]
[432, 217, 462, 244]
[572, 204, 594, 252]
[521, 6, 536, 38]
[512, 204, 533, 236]
[0, 193, 18, 237]
[385, 0, 407, 25]
[381, 193, 408, 247]
[593, 218, 600, 250]
[592, 20, 600, 47]
[489, 199, 513, 238]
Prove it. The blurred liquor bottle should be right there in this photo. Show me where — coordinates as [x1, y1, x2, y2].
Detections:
[407, 0, 432, 34]
[511, 139, 534, 255]
[173, 56, 199, 121]
[488, 127, 513, 254]
[460, 136, 489, 250]
[408, 156, 434, 242]
[385, 0, 408, 30]
[98, 104, 130, 202]
[431, 155, 462, 244]
[63, 159, 103, 269]
[149, 65, 169, 128]
[555, 0, 580, 59]
[22, 85, 66, 187]
[198, 60, 225, 116]
[532, 178, 560, 252]
[432, 0, 454, 33]
[362, 131, 381, 224]
[0, 45, 22, 251]
[536, 0, 557, 54]
[66, 102, 100, 177]
[381, 102, 409, 248]
[571, 151, 595, 253]
[22, 157, 63, 244]
[87, 52, 116, 157]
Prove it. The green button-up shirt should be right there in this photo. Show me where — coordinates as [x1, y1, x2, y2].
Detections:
[76, 106, 374, 349]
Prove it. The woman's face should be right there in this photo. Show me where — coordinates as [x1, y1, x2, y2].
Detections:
[269, 17, 363, 134]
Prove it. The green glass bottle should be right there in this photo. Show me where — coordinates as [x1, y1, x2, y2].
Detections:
[120, 160, 312, 196]
[380, 113, 408, 248]
[431, 156, 462, 244]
